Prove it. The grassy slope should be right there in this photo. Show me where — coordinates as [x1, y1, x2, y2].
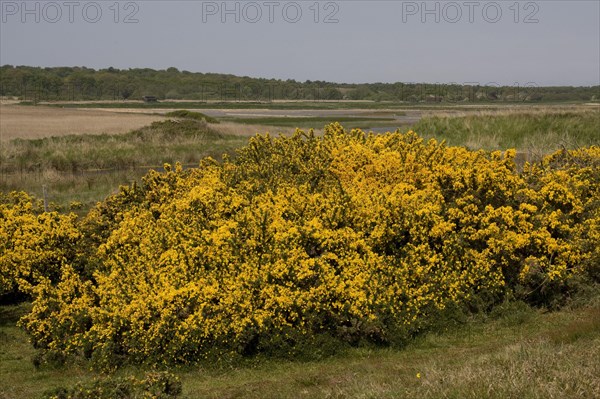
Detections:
[1, 302, 598, 399]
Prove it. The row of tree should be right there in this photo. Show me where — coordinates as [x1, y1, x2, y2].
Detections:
[1, 65, 598, 103]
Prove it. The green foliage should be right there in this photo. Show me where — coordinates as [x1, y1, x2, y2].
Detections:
[41, 372, 182, 399]
[2, 65, 598, 102]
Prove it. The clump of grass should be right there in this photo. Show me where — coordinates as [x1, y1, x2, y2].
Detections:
[489, 300, 535, 327]
[165, 110, 219, 124]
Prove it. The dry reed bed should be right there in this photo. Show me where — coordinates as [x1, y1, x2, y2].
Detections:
[0, 105, 167, 141]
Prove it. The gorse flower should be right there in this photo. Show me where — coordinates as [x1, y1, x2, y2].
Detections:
[3, 124, 598, 369]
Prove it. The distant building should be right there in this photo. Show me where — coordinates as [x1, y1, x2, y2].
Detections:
[142, 96, 158, 103]
[425, 95, 442, 103]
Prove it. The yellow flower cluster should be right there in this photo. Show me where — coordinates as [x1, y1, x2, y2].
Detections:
[0, 192, 81, 296]
[8, 124, 599, 368]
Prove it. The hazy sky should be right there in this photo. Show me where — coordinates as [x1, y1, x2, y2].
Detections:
[1, 1, 599, 86]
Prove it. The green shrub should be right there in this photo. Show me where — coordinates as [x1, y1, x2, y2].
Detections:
[12, 125, 600, 369]
[41, 371, 182, 399]
[165, 110, 219, 124]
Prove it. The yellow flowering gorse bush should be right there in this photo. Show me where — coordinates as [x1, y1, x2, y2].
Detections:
[5, 124, 599, 368]
[0, 192, 81, 296]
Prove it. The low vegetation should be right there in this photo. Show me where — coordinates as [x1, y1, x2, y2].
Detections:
[0, 104, 165, 141]
[40, 372, 182, 399]
[165, 110, 219, 124]
[412, 110, 600, 154]
[2, 119, 231, 173]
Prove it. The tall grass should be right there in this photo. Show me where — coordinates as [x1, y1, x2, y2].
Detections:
[1, 119, 239, 173]
[411, 111, 600, 154]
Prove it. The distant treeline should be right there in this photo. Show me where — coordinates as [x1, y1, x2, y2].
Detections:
[1, 65, 598, 103]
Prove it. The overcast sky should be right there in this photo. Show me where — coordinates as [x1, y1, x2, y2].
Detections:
[1, 1, 599, 86]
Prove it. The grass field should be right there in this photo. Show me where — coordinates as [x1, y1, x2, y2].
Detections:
[0, 104, 166, 141]
[1, 299, 599, 399]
